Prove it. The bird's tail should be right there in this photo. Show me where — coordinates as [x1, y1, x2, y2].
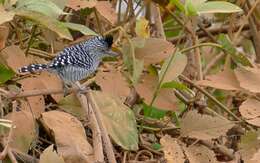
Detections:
[18, 64, 48, 73]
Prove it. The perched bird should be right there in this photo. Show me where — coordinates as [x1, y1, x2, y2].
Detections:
[18, 35, 117, 89]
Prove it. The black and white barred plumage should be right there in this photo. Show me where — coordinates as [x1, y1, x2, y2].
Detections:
[18, 35, 116, 84]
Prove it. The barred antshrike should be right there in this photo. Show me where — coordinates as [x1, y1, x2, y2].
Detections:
[18, 35, 116, 87]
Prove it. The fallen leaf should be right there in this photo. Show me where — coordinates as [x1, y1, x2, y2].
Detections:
[184, 144, 219, 163]
[67, 0, 97, 10]
[135, 74, 178, 111]
[239, 98, 260, 127]
[0, 25, 9, 50]
[40, 111, 94, 163]
[235, 67, 260, 93]
[0, 45, 31, 73]
[239, 131, 260, 163]
[180, 110, 234, 140]
[92, 91, 139, 150]
[58, 94, 86, 120]
[5, 111, 36, 153]
[19, 77, 45, 118]
[133, 37, 175, 66]
[160, 135, 185, 163]
[159, 52, 187, 84]
[0, 6, 15, 25]
[197, 69, 242, 91]
[39, 145, 65, 163]
[95, 1, 117, 25]
[95, 68, 130, 102]
[38, 71, 63, 102]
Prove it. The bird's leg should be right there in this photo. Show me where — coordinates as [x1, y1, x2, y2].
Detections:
[74, 81, 89, 94]
[62, 82, 71, 96]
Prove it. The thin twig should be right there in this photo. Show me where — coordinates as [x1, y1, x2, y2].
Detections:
[77, 92, 104, 163]
[179, 75, 243, 122]
[85, 91, 117, 163]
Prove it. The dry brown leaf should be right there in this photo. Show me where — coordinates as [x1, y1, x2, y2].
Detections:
[0, 45, 31, 73]
[0, 25, 9, 50]
[95, 1, 117, 25]
[184, 144, 219, 163]
[95, 67, 130, 102]
[197, 70, 241, 91]
[235, 67, 260, 93]
[135, 74, 178, 111]
[239, 98, 260, 127]
[160, 135, 185, 163]
[251, 149, 260, 163]
[19, 78, 45, 118]
[67, 0, 97, 10]
[40, 111, 94, 163]
[39, 145, 65, 163]
[133, 37, 175, 66]
[180, 110, 234, 140]
[38, 71, 63, 102]
[5, 111, 36, 153]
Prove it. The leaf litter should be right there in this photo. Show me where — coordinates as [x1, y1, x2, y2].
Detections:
[0, 0, 259, 162]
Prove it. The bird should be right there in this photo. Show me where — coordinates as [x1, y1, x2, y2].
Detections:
[18, 35, 117, 91]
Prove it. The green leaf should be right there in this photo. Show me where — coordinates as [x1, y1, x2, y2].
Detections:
[217, 34, 252, 67]
[143, 103, 167, 119]
[197, 1, 242, 14]
[39, 145, 65, 163]
[15, 10, 73, 40]
[92, 91, 139, 151]
[151, 143, 161, 150]
[161, 80, 188, 90]
[169, 0, 185, 11]
[62, 22, 98, 36]
[184, 0, 198, 16]
[159, 52, 187, 85]
[0, 64, 15, 84]
[16, 0, 69, 18]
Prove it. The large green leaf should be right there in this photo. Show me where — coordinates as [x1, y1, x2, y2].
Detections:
[92, 91, 139, 151]
[16, 0, 68, 18]
[159, 52, 187, 85]
[0, 64, 15, 84]
[197, 1, 242, 14]
[62, 22, 98, 36]
[217, 34, 252, 67]
[15, 10, 73, 40]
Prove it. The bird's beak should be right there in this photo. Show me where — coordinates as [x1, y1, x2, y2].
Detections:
[106, 49, 119, 56]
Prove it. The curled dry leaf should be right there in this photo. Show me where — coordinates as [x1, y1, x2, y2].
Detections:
[180, 110, 234, 140]
[95, 1, 117, 25]
[0, 6, 15, 25]
[160, 135, 185, 163]
[135, 18, 150, 38]
[239, 98, 260, 127]
[235, 67, 260, 93]
[67, 0, 97, 10]
[39, 145, 65, 163]
[92, 91, 139, 150]
[133, 37, 175, 66]
[40, 111, 94, 163]
[197, 70, 242, 91]
[0, 25, 9, 50]
[183, 144, 219, 163]
[4, 111, 36, 153]
[135, 74, 178, 111]
[95, 67, 130, 102]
